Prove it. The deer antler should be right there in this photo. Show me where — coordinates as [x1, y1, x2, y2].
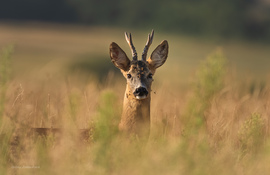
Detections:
[125, 32, 137, 61]
[142, 30, 154, 61]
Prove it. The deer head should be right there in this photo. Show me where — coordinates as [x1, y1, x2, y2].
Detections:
[109, 30, 169, 100]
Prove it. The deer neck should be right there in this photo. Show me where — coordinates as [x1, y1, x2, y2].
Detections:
[119, 86, 151, 138]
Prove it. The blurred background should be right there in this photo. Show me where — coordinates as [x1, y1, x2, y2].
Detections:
[1, 1, 270, 174]
[1, 0, 270, 40]
[0, 0, 270, 85]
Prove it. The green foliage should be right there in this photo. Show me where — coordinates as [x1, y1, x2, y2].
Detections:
[0, 45, 13, 119]
[93, 90, 119, 141]
[195, 48, 227, 102]
[92, 90, 120, 171]
[0, 45, 13, 174]
[184, 49, 227, 133]
[239, 113, 265, 156]
[35, 136, 53, 175]
[177, 49, 227, 174]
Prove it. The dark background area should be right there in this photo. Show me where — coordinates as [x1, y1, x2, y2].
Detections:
[0, 0, 270, 41]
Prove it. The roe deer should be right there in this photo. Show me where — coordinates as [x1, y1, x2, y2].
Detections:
[109, 30, 168, 140]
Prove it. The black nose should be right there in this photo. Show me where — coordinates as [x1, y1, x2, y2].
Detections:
[134, 87, 148, 97]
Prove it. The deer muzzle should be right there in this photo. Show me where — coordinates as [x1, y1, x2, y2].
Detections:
[133, 86, 148, 100]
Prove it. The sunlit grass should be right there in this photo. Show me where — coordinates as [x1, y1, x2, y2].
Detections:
[0, 45, 14, 175]
[1, 23, 270, 175]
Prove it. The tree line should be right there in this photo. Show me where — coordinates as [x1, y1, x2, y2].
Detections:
[1, 0, 269, 41]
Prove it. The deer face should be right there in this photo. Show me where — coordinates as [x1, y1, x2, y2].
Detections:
[125, 60, 152, 100]
[109, 31, 168, 100]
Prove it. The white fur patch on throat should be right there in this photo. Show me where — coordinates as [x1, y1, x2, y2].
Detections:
[135, 95, 147, 100]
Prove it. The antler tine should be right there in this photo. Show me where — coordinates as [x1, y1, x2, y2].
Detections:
[125, 32, 137, 61]
[142, 29, 154, 61]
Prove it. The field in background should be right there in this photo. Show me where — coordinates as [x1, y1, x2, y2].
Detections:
[1, 23, 270, 175]
[1, 22, 270, 84]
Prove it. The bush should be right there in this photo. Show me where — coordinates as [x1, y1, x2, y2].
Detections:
[183, 48, 227, 134]
[239, 113, 265, 156]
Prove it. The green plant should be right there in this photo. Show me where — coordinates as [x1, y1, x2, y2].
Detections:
[239, 113, 265, 157]
[183, 48, 227, 134]
[93, 90, 119, 141]
[0, 45, 13, 174]
[0, 45, 13, 120]
[92, 90, 120, 172]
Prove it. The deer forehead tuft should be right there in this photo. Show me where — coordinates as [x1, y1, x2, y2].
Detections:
[129, 61, 150, 74]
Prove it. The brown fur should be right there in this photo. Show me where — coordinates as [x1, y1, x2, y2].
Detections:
[110, 33, 169, 140]
[119, 80, 151, 138]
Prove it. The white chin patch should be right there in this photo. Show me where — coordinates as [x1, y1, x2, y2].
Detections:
[135, 95, 147, 100]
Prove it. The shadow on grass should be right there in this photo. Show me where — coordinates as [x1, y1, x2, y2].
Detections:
[67, 54, 121, 82]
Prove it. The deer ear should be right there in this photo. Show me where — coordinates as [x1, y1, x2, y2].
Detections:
[110, 42, 130, 71]
[147, 40, 168, 71]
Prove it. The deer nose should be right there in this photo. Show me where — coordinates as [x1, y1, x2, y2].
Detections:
[133, 87, 148, 97]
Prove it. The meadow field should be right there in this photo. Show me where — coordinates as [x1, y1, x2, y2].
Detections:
[1, 22, 270, 175]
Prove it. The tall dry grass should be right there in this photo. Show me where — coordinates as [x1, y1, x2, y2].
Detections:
[1, 43, 270, 175]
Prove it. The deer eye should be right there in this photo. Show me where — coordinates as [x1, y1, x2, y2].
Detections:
[127, 74, 132, 79]
[147, 73, 153, 79]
